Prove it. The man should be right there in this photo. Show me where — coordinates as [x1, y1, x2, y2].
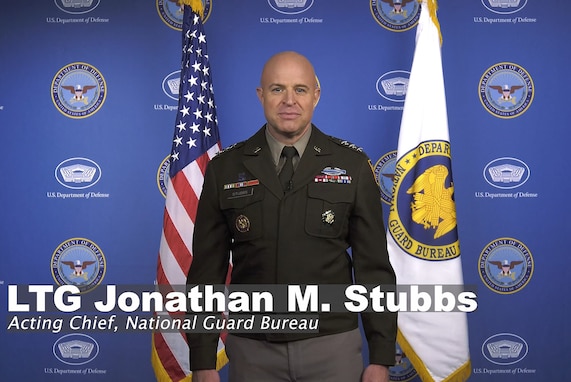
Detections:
[187, 51, 397, 382]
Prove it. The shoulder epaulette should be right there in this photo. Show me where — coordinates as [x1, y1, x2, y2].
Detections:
[213, 141, 246, 158]
[328, 136, 366, 155]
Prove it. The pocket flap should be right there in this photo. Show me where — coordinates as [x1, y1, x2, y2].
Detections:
[307, 183, 354, 203]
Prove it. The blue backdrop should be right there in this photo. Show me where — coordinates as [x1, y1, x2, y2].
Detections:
[1, 1, 569, 381]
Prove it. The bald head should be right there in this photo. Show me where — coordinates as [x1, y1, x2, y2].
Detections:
[259, 51, 318, 90]
[256, 51, 320, 144]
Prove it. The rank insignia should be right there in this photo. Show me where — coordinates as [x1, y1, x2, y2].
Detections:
[321, 210, 335, 225]
[235, 214, 250, 233]
[224, 179, 260, 190]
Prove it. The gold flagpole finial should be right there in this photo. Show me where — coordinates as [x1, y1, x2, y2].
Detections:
[178, 0, 204, 19]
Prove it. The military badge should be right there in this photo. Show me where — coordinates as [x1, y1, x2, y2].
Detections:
[315, 167, 352, 183]
[224, 179, 260, 190]
[314, 175, 352, 184]
[321, 210, 335, 225]
[235, 215, 250, 233]
[321, 167, 346, 176]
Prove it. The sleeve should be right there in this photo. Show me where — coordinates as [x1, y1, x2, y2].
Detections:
[186, 160, 232, 371]
[349, 157, 397, 366]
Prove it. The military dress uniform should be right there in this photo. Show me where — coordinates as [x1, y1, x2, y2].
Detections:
[186, 125, 397, 373]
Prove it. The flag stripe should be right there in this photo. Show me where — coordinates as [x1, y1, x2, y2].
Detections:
[159, 224, 189, 284]
[173, 165, 201, 223]
[153, 331, 187, 381]
[166, 176, 198, 265]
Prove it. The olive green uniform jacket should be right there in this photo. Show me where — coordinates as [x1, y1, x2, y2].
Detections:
[187, 126, 397, 370]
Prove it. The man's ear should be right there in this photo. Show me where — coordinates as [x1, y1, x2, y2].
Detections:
[256, 87, 263, 103]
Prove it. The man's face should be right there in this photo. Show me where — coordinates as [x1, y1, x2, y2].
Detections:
[257, 53, 320, 143]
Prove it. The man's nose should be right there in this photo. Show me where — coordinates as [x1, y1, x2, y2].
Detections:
[282, 90, 296, 105]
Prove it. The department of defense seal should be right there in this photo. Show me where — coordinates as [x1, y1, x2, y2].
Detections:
[157, 155, 171, 198]
[389, 343, 417, 381]
[370, 0, 420, 32]
[388, 140, 460, 261]
[374, 150, 397, 205]
[478, 237, 533, 294]
[157, 0, 212, 30]
[51, 62, 106, 119]
[479, 62, 534, 119]
[51, 237, 106, 293]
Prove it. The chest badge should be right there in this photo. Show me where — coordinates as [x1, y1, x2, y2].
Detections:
[224, 179, 260, 190]
[315, 167, 352, 184]
[322, 166, 346, 176]
[235, 214, 251, 233]
[321, 210, 335, 225]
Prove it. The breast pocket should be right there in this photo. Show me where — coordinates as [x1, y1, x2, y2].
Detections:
[305, 183, 354, 238]
[220, 187, 264, 242]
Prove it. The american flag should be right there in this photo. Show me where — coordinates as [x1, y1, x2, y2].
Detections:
[152, 3, 222, 381]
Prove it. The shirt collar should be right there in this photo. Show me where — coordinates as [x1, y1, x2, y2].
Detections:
[265, 125, 312, 166]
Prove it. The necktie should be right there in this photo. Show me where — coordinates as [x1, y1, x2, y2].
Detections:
[279, 146, 297, 192]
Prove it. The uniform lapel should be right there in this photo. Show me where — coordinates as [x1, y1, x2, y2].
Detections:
[241, 126, 334, 199]
[242, 127, 284, 199]
[289, 127, 332, 193]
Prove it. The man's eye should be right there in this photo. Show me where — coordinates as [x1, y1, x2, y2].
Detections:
[271, 88, 283, 93]
[295, 88, 307, 93]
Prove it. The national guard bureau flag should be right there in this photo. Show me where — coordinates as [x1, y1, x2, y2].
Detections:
[386, 1, 471, 381]
[152, 1, 224, 381]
